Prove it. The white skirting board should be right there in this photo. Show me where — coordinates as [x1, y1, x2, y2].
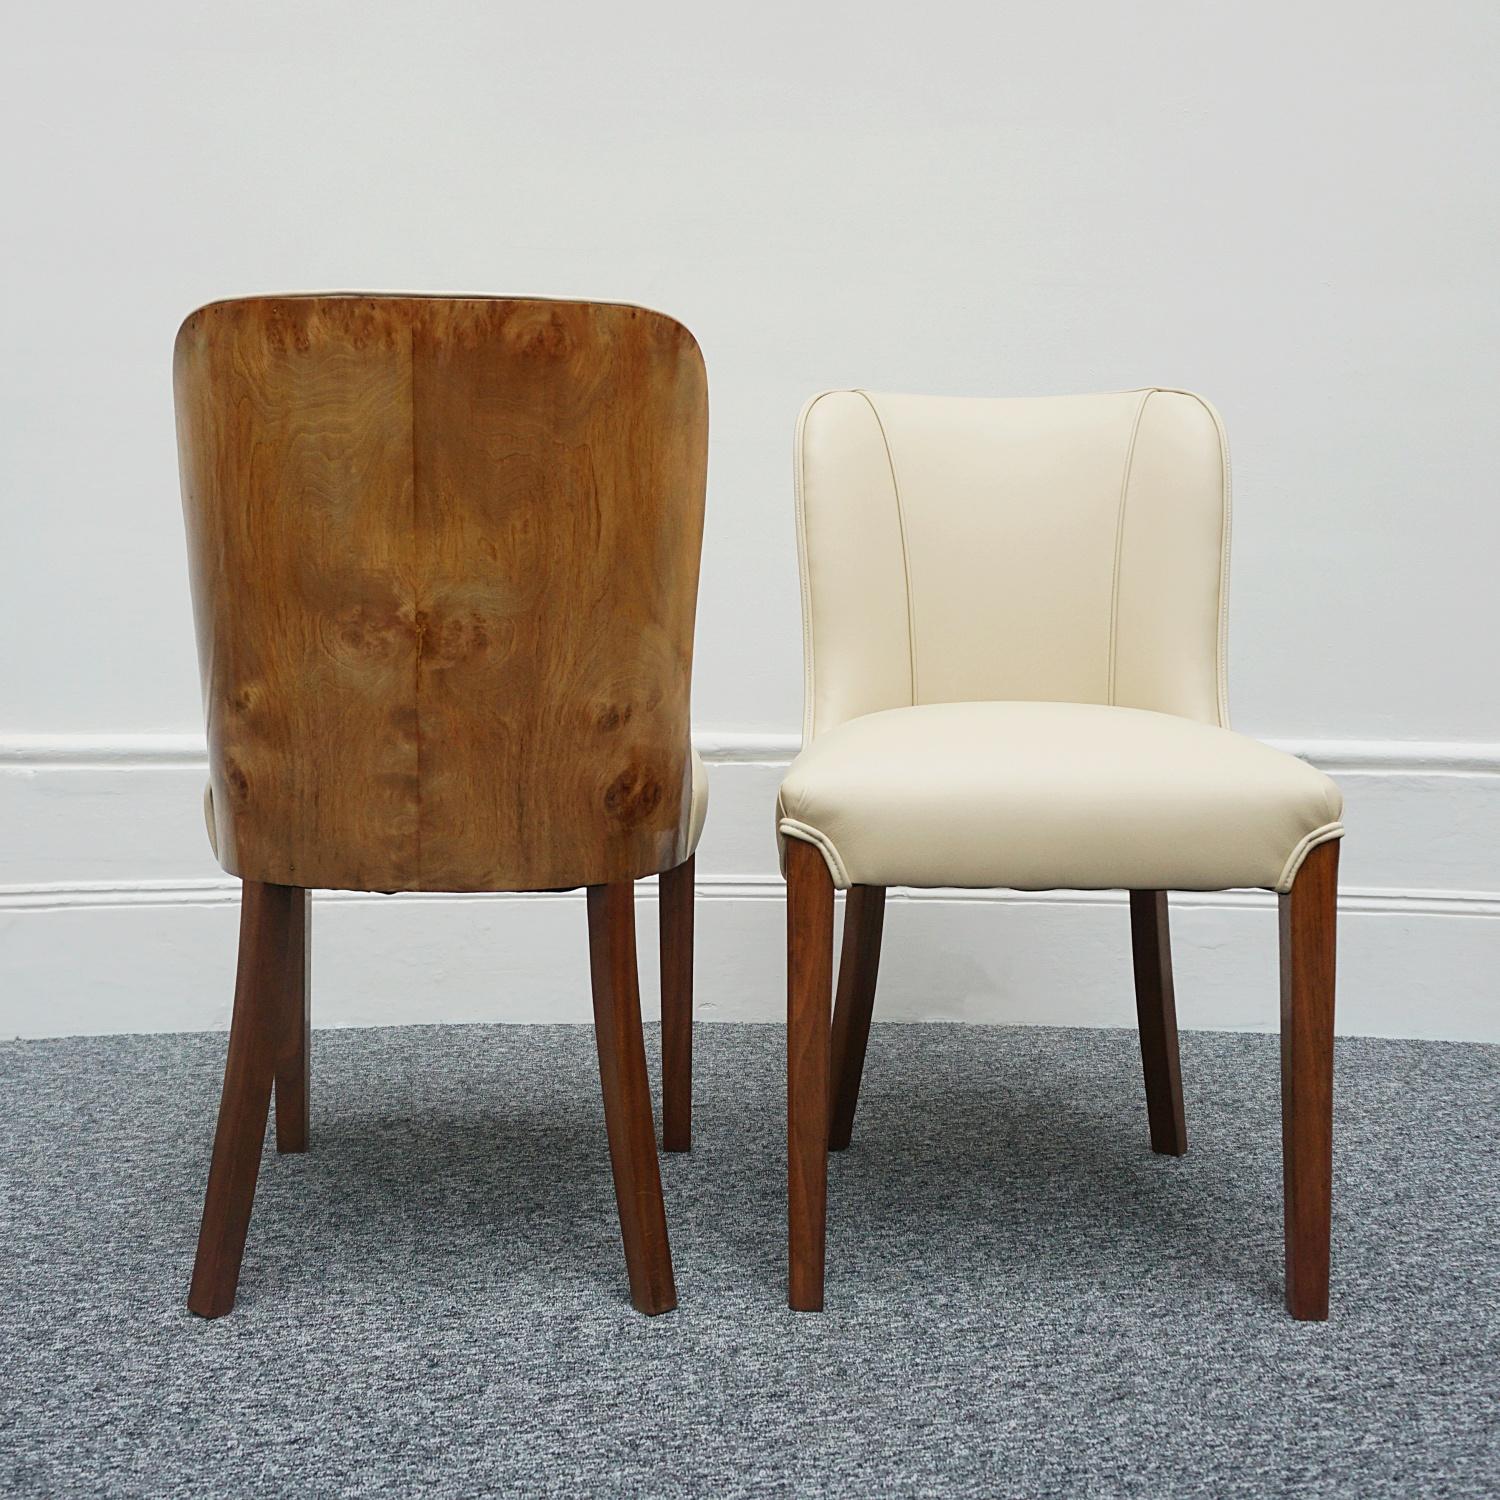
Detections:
[2, 733, 1497, 1041]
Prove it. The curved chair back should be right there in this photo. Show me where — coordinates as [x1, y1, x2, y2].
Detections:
[794, 389, 1229, 740]
[176, 295, 708, 892]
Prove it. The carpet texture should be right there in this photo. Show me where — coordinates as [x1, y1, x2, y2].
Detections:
[1, 1022, 1496, 1498]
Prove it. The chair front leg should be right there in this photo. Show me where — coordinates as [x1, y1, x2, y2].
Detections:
[189, 879, 301, 1318]
[787, 839, 835, 1311]
[1279, 839, 1339, 1320]
[659, 855, 694, 1153]
[587, 881, 677, 1316]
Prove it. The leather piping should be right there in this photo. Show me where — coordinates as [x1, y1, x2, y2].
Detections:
[779, 808, 1344, 896]
[855, 391, 918, 710]
[1107, 390, 1154, 706]
[1275, 821, 1346, 893]
[777, 815, 852, 888]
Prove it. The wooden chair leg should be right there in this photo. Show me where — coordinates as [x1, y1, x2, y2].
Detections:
[787, 840, 835, 1311]
[828, 885, 886, 1152]
[274, 889, 311, 1153]
[1129, 890, 1187, 1156]
[587, 881, 677, 1316]
[659, 855, 694, 1153]
[188, 880, 298, 1318]
[1280, 839, 1339, 1321]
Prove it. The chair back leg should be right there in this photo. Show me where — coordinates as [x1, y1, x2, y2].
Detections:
[828, 885, 886, 1152]
[273, 889, 311, 1153]
[189, 879, 302, 1318]
[588, 881, 678, 1315]
[659, 856, 695, 1153]
[1129, 890, 1188, 1156]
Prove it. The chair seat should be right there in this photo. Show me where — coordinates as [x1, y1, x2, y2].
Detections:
[204, 748, 711, 880]
[776, 702, 1342, 893]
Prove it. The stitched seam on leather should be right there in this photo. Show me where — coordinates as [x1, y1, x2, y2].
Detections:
[1107, 390, 1154, 706]
[1275, 821, 1344, 892]
[855, 391, 918, 707]
[792, 393, 833, 745]
[778, 817, 851, 888]
[1152, 388, 1233, 728]
[1198, 394, 1233, 729]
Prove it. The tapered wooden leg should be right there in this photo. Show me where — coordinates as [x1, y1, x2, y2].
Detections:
[188, 880, 298, 1318]
[1280, 839, 1339, 1321]
[828, 886, 886, 1152]
[1129, 890, 1187, 1156]
[787, 840, 835, 1311]
[587, 882, 677, 1316]
[274, 889, 311, 1154]
[659, 856, 694, 1153]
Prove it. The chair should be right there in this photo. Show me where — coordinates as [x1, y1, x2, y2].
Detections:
[778, 388, 1344, 1319]
[175, 294, 708, 1317]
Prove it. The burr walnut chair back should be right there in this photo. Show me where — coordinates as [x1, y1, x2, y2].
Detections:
[175, 294, 708, 893]
[176, 294, 706, 1321]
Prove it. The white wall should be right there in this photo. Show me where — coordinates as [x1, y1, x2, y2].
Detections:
[2, 1, 1497, 1039]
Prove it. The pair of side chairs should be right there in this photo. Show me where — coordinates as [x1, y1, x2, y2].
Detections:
[176, 295, 1343, 1324]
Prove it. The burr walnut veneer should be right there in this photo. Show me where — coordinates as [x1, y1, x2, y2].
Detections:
[176, 294, 708, 1317]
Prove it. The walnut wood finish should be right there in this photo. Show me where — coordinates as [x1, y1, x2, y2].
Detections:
[588, 882, 677, 1315]
[788, 852, 1341, 1319]
[1280, 839, 1339, 1320]
[273, 889, 311, 1153]
[175, 295, 708, 893]
[659, 855, 694, 1153]
[178, 296, 705, 1317]
[189, 881, 302, 1317]
[827, 885, 887, 1152]
[787, 839, 836, 1311]
[1129, 890, 1187, 1156]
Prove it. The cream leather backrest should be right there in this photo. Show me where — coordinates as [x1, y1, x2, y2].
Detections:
[795, 388, 1231, 741]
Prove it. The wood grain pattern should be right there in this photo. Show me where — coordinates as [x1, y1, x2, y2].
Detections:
[1280, 839, 1339, 1320]
[189, 880, 298, 1318]
[659, 855, 694, 1153]
[1129, 890, 1187, 1156]
[787, 839, 835, 1311]
[587, 881, 677, 1315]
[175, 295, 708, 892]
[827, 885, 886, 1152]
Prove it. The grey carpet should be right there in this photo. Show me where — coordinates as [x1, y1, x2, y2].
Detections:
[1, 1022, 1497, 1499]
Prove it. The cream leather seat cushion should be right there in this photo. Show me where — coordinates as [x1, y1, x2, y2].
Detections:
[205, 748, 711, 873]
[777, 703, 1342, 894]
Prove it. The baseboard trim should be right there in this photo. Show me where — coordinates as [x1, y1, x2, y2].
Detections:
[4, 872, 1496, 919]
[4, 728, 1497, 1041]
[4, 729, 1499, 775]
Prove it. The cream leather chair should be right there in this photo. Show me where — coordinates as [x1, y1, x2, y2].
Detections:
[779, 388, 1343, 1320]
